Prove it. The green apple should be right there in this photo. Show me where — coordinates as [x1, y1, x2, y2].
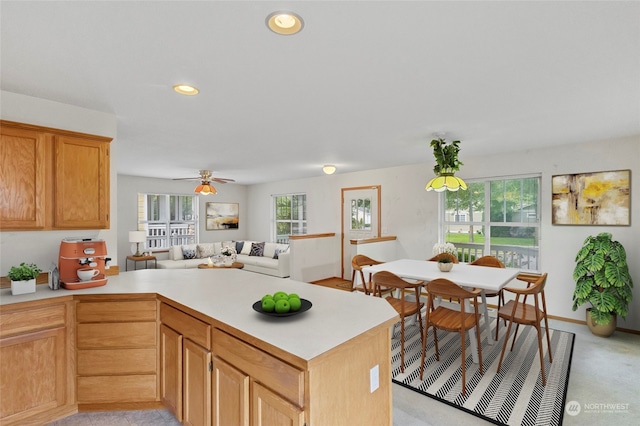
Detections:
[273, 292, 289, 302]
[261, 294, 273, 303]
[275, 299, 290, 314]
[288, 297, 302, 312]
[261, 298, 276, 312]
[288, 293, 300, 300]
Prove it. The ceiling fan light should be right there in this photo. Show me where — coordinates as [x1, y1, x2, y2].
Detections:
[195, 182, 217, 195]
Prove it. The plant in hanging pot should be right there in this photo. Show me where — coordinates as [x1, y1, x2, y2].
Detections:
[572, 233, 633, 337]
[425, 137, 467, 192]
[8, 262, 42, 295]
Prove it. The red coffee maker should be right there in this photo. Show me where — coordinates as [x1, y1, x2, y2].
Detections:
[58, 238, 110, 289]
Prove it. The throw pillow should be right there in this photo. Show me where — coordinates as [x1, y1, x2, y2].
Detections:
[249, 242, 265, 257]
[235, 241, 244, 254]
[182, 247, 197, 260]
[241, 241, 255, 255]
[273, 246, 289, 259]
[197, 244, 216, 259]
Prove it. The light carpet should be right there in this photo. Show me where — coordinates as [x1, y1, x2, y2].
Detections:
[391, 317, 574, 426]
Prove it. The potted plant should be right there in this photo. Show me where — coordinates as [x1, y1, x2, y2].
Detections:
[425, 137, 468, 191]
[437, 256, 454, 272]
[8, 262, 42, 295]
[572, 233, 633, 337]
[220, 246, 237, 266]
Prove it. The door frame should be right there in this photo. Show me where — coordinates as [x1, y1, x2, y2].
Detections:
[341, 185, 381, 279]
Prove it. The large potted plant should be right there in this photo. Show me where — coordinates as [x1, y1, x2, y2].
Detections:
[8, 262, 42, 295]
[572, 233, 633, 337]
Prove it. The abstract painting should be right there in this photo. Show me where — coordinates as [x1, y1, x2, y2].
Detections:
[206, 202, 239, 230]
[552, 170, 630, 225]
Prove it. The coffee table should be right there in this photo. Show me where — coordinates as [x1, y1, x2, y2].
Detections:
[198, 262, 244, 269]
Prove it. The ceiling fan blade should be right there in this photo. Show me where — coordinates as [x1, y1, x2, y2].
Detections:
[211, 178, 235, 183]
[172, 177, 201, 181]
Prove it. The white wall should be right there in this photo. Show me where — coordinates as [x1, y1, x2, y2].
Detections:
[246, 136, 640, 331]
[0, 91, 118, 275]
[116, 175, 248, 268]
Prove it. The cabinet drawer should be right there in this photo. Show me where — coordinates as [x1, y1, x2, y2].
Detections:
[77, 300, 156, 323]
[160, 303, 210, 349]
[78, 348, 157, 376]
[212, 328, 304, 407]
[0, 303, 66, 338]
[77, 375, 157, 403]
[77, 322, 156, 349]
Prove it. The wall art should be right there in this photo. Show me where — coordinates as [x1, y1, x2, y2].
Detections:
[551, 170, 630, 225]
[206, 202, 239, 230]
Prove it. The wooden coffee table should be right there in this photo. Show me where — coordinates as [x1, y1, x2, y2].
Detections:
[198, 262, 244, 269]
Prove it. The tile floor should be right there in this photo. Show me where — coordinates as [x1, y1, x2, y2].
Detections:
[47, 319, 639, 425]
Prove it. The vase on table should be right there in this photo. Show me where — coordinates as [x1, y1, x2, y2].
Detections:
[438, 262, 453, 272]
[224, 257, 234, 266]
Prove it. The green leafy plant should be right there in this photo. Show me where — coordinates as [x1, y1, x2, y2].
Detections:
[7, 262, 42, 281]
[572, 233, 633, 325]
[429, 137, 463, 175]
[438, 257, 453, 264]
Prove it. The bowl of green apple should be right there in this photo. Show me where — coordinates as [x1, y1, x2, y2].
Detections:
[253, 291, 312, 317]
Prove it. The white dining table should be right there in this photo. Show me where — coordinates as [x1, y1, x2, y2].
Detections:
[362, 259, 521, 363]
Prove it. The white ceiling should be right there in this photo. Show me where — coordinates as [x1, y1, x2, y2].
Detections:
[2, 1, 639, 185]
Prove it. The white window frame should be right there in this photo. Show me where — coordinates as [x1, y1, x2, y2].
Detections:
[137, 193, 199, 251]
[272, 193, 307, 243]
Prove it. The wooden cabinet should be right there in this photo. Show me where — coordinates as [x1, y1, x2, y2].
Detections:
[75, 297, 158, 407]
[0, 299, 74, 426]
[0, 120, 111, 231]
[160, 302, 212, 425]
[211, 328, 304, 426]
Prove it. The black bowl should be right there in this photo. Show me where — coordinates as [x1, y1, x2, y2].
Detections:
[252, 298, 312, 317]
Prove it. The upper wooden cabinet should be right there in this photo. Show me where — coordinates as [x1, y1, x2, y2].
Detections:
[0, 120, 112, 231]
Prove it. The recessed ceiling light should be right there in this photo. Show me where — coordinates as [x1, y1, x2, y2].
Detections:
[173, 84, 199, 96]
[266, 11, 304, 35]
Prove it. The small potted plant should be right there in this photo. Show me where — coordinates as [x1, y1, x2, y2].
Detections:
[437, 256, 454, 272]
[220, 246, 237, 266]
[572, 233, 633, 337]
[8, 262, 42, 295]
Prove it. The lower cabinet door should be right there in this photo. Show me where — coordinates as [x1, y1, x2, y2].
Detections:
[183, 338, 212, 426]
[161, 324, 183, 421]
[212, 356, 249, 426]
[0, 327, 66, 424]
[251, 382, 304, 426]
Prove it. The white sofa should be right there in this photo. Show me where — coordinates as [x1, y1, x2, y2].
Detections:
[156, 240, 290, 278]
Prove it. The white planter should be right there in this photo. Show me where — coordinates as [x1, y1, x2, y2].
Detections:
[11, 278, 36, 295]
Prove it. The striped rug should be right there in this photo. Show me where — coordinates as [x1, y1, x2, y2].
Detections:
[391, 317, 574, 426]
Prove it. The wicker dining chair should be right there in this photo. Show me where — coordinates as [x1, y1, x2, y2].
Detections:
[351, 255, 382, 295]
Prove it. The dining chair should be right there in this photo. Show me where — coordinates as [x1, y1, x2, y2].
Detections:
[470, 255, 506, 339]
[427, 252, 459, 263]
[372, 271, 424, 373]
[420, 278, 483, 396]
[496, 273, 552, 386]
[351, 255, 383, 295]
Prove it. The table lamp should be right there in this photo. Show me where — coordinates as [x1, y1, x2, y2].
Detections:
[129, 231, 146, 257]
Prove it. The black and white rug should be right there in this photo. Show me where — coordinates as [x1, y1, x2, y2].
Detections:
[391, 317, 575, 426]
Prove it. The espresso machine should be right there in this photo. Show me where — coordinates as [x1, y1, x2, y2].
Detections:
[58, 237, 110, 289]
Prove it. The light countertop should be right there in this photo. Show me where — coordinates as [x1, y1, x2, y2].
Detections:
[0, 269, 398, 361]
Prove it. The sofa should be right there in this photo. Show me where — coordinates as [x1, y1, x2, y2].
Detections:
[156, 240, 290, 278]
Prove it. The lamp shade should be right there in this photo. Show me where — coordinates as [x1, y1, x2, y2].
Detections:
[425, 174, 468, 192]
[195, 183, 217, 195]
[129, 231, 146, 243]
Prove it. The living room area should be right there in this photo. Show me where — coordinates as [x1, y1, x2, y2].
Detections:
[1, 1, 639, 425]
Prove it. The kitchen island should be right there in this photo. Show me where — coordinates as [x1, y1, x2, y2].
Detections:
[0, 269, 398, 425]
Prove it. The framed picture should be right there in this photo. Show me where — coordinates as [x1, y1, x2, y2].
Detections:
[551, 169, 630, 225]
[206, 202, 239, 230]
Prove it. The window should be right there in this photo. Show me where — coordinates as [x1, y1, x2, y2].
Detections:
[442, 175, 540, 270]
[350, 197, 372, 230]
[273, 194, 307, 243]
[137, 193, 199, 251]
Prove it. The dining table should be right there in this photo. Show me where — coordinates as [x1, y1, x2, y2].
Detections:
[362, 258, 521, 363]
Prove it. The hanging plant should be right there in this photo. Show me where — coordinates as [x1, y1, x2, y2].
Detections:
[430, 137, 463, 175]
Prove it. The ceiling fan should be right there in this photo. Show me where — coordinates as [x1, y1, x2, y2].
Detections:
[173, 170, 235, 195]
